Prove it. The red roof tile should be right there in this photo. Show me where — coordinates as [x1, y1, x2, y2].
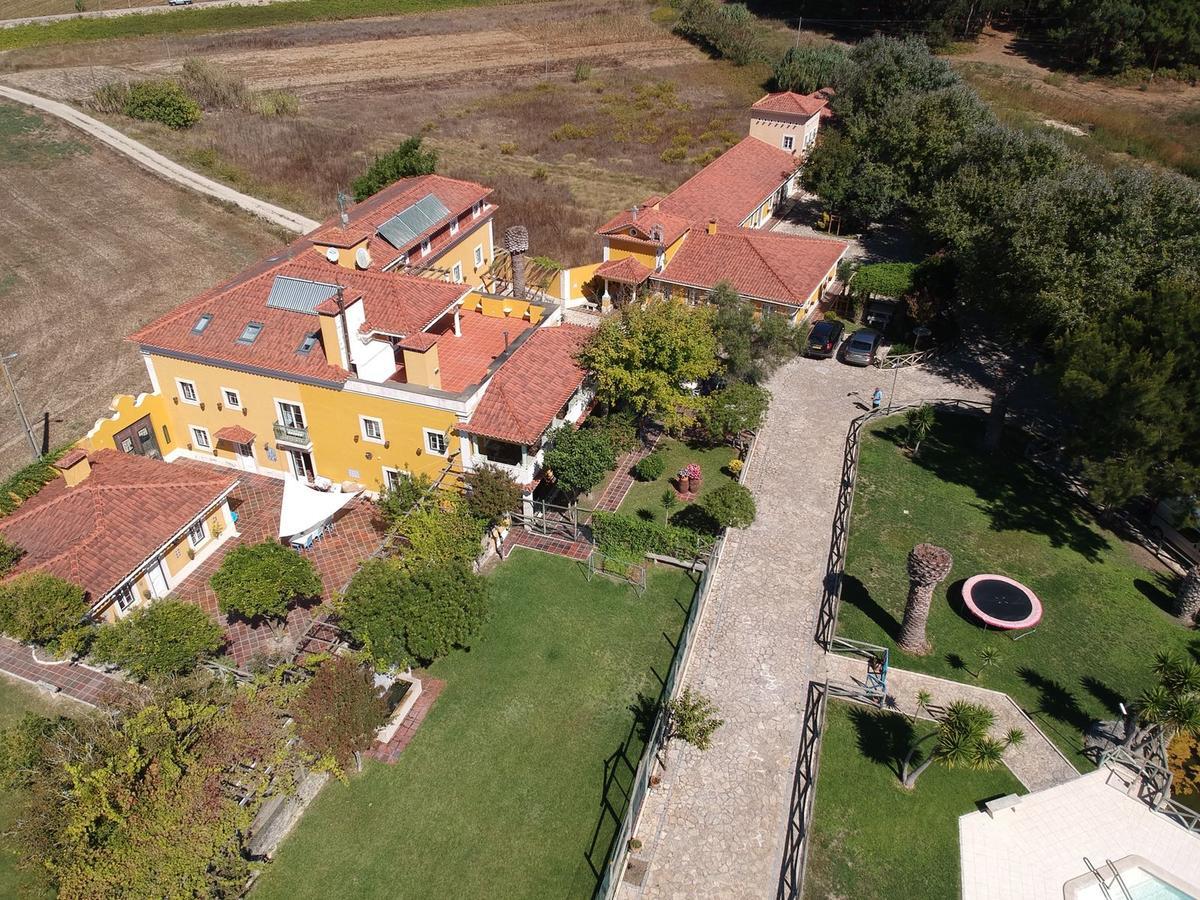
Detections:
[595, 257, 652, 285]
[398, 332, 439, 352]
[214, 425, 256, 444]
[457, 324, 591, 445]
[751, 91, 828, 118]
[596, 202, 692, 247]
[658, 136, 798, 227]
[356, 274, 465, 339]
[54, 449, 87, 469]
[0, 451, 237, 605]
[657, 228, 847, 308]
[422, 312, 537, 394]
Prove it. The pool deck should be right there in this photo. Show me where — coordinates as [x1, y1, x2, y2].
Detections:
[959, 766, 1200, 900]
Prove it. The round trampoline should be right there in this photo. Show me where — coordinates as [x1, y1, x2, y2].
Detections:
[962, 574, 1043, 630]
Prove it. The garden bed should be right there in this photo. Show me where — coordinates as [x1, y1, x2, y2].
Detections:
[836, 411, 1194, 764]
[617, 438, 739, 522]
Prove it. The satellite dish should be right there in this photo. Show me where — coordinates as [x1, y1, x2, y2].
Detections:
[355, 247, 372, 269]
[325, 246, 340, 264]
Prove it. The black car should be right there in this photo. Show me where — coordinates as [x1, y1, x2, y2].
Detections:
[805, 320, 845, 359]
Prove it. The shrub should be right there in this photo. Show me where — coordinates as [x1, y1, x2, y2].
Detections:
[394, 497, 486, 569]
[773, 44, 846, 94]
[572, 63, 591, 83]
[726, 458, 744, 478]
[251, 90, 299, 117]
[698, 482, 756, 529]
[291, 655, 389, 772]
[591, 510, 708, 561]
[90, 80, 130, 114]
[583, 411, 640, 455]
[667, 686, 723, 750]
[0, 535, 23, 577]
[543, 426, 616, 496]
[550, 122, 597, 141]
[673, 0, 763, 66]
[179, 57, 246, 110]
[209, 541, 322, 624]
[465, 465, 522, 525]
[0, 573, 87, 647]
[123, 80, 201, 129]
[352, 136, 437, 201]
[499, 141, 518, 155]
[632, 452, 666, 482]
[90, 599, 223, 678]
[850, 261, 918, 299]
[376, 472, 432, 528]
[339, 559, 490, 668]
[0, 447, 72, 518]
[697, 383, 770, 443]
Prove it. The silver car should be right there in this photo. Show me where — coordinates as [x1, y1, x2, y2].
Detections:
[841, 329, 882, 366]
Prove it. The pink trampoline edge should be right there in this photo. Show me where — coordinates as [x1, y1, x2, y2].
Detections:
[962, 573, 1043, 630]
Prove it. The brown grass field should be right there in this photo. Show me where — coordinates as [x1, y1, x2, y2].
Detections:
[0, 98, 283, 479]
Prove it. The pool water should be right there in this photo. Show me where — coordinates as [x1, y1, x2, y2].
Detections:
[1076, 868, 1198, 900]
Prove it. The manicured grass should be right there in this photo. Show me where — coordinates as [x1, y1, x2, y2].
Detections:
[252, 549, 696, 899]
[618, 437, 738, 523]
[0, 677, 82, 900]
[805, 700, 1024, 899]
[0, 0, 532, 51]
[837, 412, 1198, 764]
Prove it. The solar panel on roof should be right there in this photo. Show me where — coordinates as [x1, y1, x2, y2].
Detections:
[375, 194, 451, 250]
[265, 275, 339, 315]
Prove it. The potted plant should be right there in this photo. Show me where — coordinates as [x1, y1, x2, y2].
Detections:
[627, 838, 643, 853]
[679, 463, 701, 495]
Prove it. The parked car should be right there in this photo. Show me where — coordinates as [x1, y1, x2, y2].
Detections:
[167, 0, 193, 6]
[841, 329, 882, 366]
[1150, 498, 1200, 566]
[805, 320, 844, 359]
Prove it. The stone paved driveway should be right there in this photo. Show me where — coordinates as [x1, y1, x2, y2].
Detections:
[627, 354, 988, 900]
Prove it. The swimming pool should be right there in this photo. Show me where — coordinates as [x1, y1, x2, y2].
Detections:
[1068, 858, 1199, 900]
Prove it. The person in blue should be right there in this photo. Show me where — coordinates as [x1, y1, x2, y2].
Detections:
[871, 387, 884, 410]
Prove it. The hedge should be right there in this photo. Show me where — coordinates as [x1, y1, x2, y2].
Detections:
[591, 511, 710, 561]
[0, 447, 72, 518]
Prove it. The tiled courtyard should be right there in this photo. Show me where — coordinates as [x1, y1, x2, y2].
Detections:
[172, 466, 387, 668]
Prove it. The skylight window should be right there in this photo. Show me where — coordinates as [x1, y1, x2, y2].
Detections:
[297, 333, 319, 355]
[236, 322, 264, 345]
[192, 314, 213, 334]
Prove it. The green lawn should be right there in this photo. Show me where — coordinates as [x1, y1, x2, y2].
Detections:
[617, 437, 738, 523]
[253, 549, 697, 900]
[805, 700, 1024, 899]
[0, 677, 85, 900]
[837, 412, 1199, 764]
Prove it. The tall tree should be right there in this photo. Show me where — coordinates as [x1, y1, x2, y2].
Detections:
[1176, 565, 1200, 624]
[209, 541, 322, 637]
[898, 543, 953, 655]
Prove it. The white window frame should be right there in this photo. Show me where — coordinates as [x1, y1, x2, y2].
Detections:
[359, 415, 385, 445]
[420, 238, 431, 257]
[782, 134, 795, 151]
[177, 378, 199, 406]
[275, 398, 307, 429]
[187, 519, 207, 548]
[473, 244, 484, 268]
[191, 425, 212, 450]
[423, 428, 448, 457]
[472, 201, 482, 219]
[221, 387, 241, 410]
[382, 466, 410, 494]
[450, 219, 460, 236]
[115, 584, 137, 612]
[451, 262, 464, 284]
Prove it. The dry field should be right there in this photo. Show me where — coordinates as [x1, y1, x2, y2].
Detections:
[0, 98, 283, 478]
[0, 0, 176, 20]
[0, 0, 772, 262]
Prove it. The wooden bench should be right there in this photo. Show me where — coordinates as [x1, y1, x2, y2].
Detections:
[984, 794, 1022, 818]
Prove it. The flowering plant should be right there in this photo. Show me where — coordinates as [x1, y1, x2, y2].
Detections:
[680, 463, 702, 481]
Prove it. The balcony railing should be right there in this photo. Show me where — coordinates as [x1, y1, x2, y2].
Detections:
[272, 421, 310, 446]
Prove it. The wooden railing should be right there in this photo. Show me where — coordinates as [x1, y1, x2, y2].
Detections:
[873, 347, 939, 369]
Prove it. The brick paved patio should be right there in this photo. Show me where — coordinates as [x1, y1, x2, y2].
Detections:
[171, 467, 386, 668]
[594, 428, 662, 513]
[0, 636, 127, 707]
[500, 528, 591, 561]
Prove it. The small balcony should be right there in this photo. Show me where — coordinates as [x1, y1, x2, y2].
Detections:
[272, 421, 311, 448]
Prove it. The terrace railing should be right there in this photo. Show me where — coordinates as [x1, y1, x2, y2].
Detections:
[272, 421, 310, 446]
[873, 348, 939, 370]
[1101, 745, 1200, 836]
[776, 680, 831, 900]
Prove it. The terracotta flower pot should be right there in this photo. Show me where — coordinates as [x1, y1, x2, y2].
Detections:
[679, 476, 691, 493]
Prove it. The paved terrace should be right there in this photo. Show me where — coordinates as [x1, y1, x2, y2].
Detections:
[172, 467, 386, 668]
[0, 636, 125, 707]
[628, 356, 990, 899]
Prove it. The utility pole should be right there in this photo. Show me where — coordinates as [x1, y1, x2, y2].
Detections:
[1, 352, 39, 462]
[795, 16, 802, 47]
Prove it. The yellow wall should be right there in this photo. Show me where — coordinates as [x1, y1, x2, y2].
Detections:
[473, 294, 544, 323]
[430, 220, 493, 287]
[663, 234, 688, 263]
[310, 238, 370, 269]
[150, 354, 462, 491]
[606, 237, 658, 268]
[564, 261, 602, 300]
[162, 506, 227, 577]
[81, 392, 177, 456]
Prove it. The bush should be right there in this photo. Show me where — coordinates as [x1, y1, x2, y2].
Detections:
[291, 655, 389, 772]
[543, 426, 616, 496]
[123, 79, 201, 129]
[339, 559, 490, 669]
[250, 90, 299, 117]
[632, 452, 666, 482]
[394, 497, 486, 569]
[376, 472, 432, 528]
[90, 80, 130, 114]
[698, 482, 756, 529]
[0, 447, 72, 518]
[179, 57, 246, 110]
[0, 573, 88, 647]
[352, 136, 437, 201]
[697, 382, 770, 443]
[465, 465, 521, 525]
[209, 541, 322, 623]
[0, 536, 23, 577]
[583, 411, 640, 456]
[773, 44, 846, 94]
[591, 510, 709, 561]
[90, 599, 223, 678]
[674, 0, 764, 66]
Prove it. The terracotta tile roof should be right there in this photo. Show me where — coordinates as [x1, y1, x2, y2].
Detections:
[751, 91, 828, 118]
[307, 175, 493, 269]
[457, 324, 591, 445]
[0, 450, 237, 605]
[54, 449, 87, 469]
[657, 228, 848, 308]
[421, 312, 536, 394]
[596, 201, 692, 247]
[131, 252, 463, 383]
[658, 136, 798, 226]
[398, 332, 439, 352]
[214, 425, 256, 444]
[595, 256, 652, 285]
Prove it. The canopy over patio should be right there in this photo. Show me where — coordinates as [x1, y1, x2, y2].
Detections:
[278, 478, 358, 541]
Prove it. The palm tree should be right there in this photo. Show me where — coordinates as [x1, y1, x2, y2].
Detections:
[1124, 649, 1200, 751]
[904, 404, 936, 457]
[1174, 564, 1200, 623]
[898, 543, 953, 656]
[901, 699, 1025, 789]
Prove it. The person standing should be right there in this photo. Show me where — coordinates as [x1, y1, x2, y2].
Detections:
[872, 387, 884, 410]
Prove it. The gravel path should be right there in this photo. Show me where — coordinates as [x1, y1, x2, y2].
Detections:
[1, 0, 293, 30]
[0, 84, 318, 234]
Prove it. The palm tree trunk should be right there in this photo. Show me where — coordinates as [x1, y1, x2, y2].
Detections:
[902, 753, 937, 789]
[1174, 565, 1200, 622]
[898, 582, 935, 655]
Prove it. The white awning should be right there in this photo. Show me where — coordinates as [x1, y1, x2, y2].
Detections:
[278, 478, 358, 540]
